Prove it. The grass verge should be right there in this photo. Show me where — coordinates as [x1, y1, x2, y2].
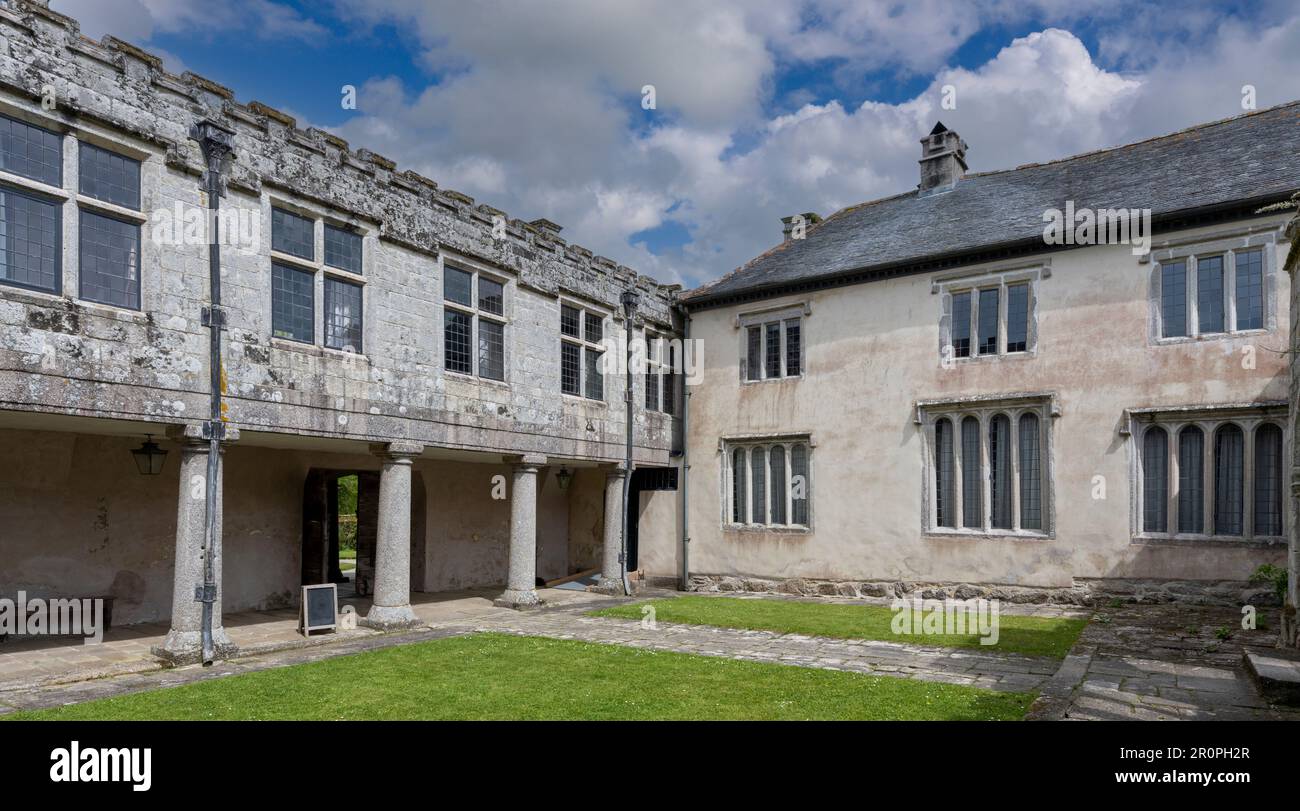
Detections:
[5, 632, 1032, 721]
[592, 596, 1088, 659]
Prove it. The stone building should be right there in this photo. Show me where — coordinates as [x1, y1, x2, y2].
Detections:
[1285, 194, 1300, 646]
[4, 0, 1300, 671]
[665, 105, 1300, 607]
[0, 1, 682, 662]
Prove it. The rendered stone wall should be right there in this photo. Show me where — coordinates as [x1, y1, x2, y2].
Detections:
[684, 222, 1293, 589]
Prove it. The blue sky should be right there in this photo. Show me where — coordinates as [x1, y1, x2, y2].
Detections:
[53, 0, 1300, 285]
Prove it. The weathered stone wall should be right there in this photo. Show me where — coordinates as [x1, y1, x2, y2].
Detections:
[0, 428, 304, 624]
[686, 573, 1281, 608]
[636, 487, 681, 579]
[564, 468, 606, 573]
[0, 0, 680, 464]
[0, 427, 614, 623]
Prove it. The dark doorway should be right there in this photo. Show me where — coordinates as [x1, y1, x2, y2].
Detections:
[626, 467, 678, 571]
[302, 470, 379, 598]
[301, 468, 426, 600]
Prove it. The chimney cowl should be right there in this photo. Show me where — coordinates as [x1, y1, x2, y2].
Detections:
[918, 122, 968, 195]
[780, 211, 822, 242]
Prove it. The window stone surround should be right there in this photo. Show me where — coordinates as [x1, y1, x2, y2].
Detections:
[933, 260, 1048, 365]
[735, 301, 808, 385]
[1146, 226, 1282, 346]
[1124, 401, 1289, 547]
[916, 392, 1059, 540]
[718, 431, 815, 534]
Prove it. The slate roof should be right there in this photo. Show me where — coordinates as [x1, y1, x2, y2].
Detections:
[686, 101, 1300, 307]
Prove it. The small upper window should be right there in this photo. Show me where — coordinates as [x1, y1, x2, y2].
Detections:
[1156, 244, 1272, 340]
[79, 142, 140, 209]
[324, 224, 362, 275]
[272, 207, 314, 261]
[479, 277, 505, 316]
[939, 270, 1040, 361]
[0, 113, 61, 187]
[742, 311, 803, 382]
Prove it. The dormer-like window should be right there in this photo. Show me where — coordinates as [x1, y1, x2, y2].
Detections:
[1151, 232, 1277, 343]
[738, 304, 805, 382]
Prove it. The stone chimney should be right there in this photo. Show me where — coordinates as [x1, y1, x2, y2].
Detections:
[918, 122, 968, 195]
[781, 212, 822, 242]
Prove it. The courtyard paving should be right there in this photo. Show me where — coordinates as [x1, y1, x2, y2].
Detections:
[477, 596, 1061, 693]
[1, 588, 1296, 720]
[1042, 602, 1300, 721]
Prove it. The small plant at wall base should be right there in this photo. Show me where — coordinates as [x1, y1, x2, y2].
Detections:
[1249, 563, 1288, 603]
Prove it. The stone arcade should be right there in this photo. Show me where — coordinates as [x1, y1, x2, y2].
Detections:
[0, 1, 683, 663]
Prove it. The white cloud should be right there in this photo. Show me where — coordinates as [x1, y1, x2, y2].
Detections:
[51, 0, 326, 43]
[50, 0, 1300, 287]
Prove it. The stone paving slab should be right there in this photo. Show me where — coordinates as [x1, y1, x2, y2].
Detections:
[470, 606, 1058, 693]
[1046, 603, 1300, 721]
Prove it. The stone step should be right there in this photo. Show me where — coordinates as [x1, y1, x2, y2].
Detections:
[1243, 650, 1300, 706]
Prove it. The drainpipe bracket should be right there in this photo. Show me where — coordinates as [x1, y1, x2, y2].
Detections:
[200, 420, 229, 441]
[200, 306, 228, 328]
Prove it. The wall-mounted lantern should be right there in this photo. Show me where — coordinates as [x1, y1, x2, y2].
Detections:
[131, 435, 168, 476]
[556, 466, 573, 491]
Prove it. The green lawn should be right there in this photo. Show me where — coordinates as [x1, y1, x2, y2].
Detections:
[4, 633, 1032, 721]
[593, 596, 1088, 659]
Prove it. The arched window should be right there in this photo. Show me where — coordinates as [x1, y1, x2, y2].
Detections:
[1213, 424, 1244, 535]
[769, 445, 787, 525]
[1142, 427, 1168, 533]
[935, 419, 955, 528]
[1254, 423, 1283, 536]
[961, 416, 981, 528]
[731, 447, 746, 524]
[728, 441, 812, 528]
[923, 399, 1053, 535]
[791, 443, 810, 526]
[989, 414, 1012, 529]
[1177, 426, 1204, 533]
[1019, 413, 1042, 530]
[750, 446, 767, 525]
